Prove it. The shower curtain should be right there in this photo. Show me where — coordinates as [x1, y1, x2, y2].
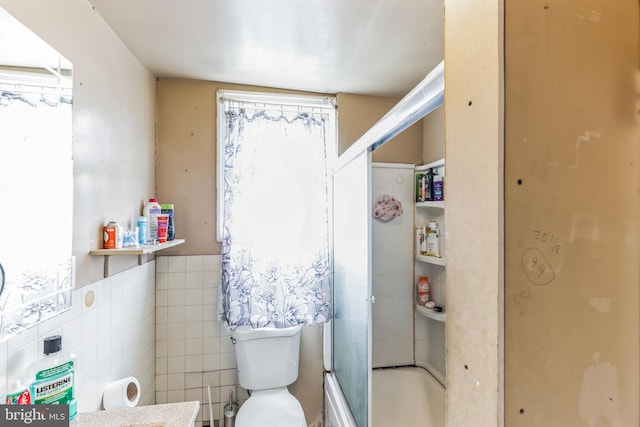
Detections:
[217, 101, 332, 329]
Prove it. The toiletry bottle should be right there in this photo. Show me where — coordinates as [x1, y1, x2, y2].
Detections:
[425, 168, 436, 201]
[5, 380, 31, 404]
[161, 204, 175, 241]
[29, 335, 77, 420]
[137, 216, 149, 246]
[425, 220, 440, 257]
[143, 198, 162, 244]
[415, 173, 424, 202]
[420, 224, 428, 254]
[433, 173, 444, 201]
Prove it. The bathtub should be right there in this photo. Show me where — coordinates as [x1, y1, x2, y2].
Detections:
[372, 366, 445, 427]
[325, 367, 444, 426]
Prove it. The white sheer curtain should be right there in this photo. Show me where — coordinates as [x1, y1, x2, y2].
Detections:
[217, 98, 333, 329]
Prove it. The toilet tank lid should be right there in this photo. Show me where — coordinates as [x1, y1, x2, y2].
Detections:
[232, 324, 303, 341]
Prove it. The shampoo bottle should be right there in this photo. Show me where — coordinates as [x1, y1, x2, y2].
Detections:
[143, 198, 162, 244]
[29, 335, 77, 420]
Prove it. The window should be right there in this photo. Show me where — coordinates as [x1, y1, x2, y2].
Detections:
[216, 90, 336, 328]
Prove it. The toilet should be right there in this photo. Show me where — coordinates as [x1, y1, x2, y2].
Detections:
[231, 324, 307, 427]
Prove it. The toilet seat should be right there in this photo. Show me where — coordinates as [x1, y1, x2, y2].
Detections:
[236, 388, 306, 427]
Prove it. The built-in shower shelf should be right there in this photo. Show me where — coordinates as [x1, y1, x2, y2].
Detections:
[90, 239, 185, 277]
[416, 304, 446, 322]
[416, 201, 444, 209]
[416, 254, 446, 267]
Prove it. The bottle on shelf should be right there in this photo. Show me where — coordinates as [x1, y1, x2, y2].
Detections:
[425, 168, 436, 201]
[161, 203, 175, 241]
[433, 172, 443, 201]
[143, 198, 162, 244]
[425, 220, 441, 257]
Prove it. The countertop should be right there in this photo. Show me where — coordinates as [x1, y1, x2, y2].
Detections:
[70, 401, 200, 427]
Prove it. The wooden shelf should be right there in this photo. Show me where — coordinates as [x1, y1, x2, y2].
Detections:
[416, 304, 446, 322]
[416, 254, 446, 267]
[90, 239, 185, 277]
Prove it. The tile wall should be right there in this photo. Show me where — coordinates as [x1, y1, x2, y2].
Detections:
[155, 255, 245, 427]
[371, 164, 415, 367]
[0, 262, 156, 412]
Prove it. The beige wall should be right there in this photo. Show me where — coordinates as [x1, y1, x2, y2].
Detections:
[504, 1, 639, 426]
[0, 0, 157, 287]
[444, 0, 504, 426]
[337, 93, 423, 163]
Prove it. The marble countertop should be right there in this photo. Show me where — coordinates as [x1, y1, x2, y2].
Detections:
[70, 401, 200, 427]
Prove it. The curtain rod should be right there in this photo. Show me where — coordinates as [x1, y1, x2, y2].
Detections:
[218, 89, 336, 110]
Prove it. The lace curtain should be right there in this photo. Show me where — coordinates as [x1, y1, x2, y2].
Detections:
[217, 101, 332, 329]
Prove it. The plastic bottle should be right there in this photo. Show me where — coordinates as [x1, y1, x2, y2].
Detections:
[161, 204, 175, 241]
[433, 173, 444, 201]
[420, 224, 428, 254]
[425, 168, 436, 201]
[143, 198, 162, 244]
[137, 216, 149, 246]
[425, 220, 441, 257]
[29, 335, 77, 420]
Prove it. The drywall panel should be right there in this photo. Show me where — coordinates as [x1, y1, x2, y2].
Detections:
[444, 0, 504, 426]
[0, 0, 157, 286]
[504, 1, 640, 426]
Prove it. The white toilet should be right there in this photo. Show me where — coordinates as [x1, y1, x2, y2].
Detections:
[231, 324, 307, 427]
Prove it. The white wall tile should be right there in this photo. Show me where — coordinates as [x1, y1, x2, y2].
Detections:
[167, 356, 185, 374]
[0, 262, 158, 412]
[186, 306, 203, 323]
[167, 273, 186, 290]
[185, 355, 203, 373]
[186, 372, 203, 389]
[186, 289, 203, 306]
[167, 340, 186, 357]
[156, 256, 169, 273]
[156, 290, 168, 307]
[156, 272, 168, 290]
[167, 306, 186, 323]
[186, 256, 203, 272]
[203, 271, 217, 288]
[203, 256, 220, 272]
[186, 272, 204, 289]
[167, 373, 185, 391]
[156, 255, 232, 416]
[372, 165, 415, 367]
[167, 289, 186, 306]
[186, 338, 203, 356]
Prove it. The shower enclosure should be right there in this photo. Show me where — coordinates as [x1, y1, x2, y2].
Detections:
[326, 62, 444, 427]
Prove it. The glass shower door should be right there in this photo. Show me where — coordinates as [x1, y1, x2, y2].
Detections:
[332, 150, 372, 427]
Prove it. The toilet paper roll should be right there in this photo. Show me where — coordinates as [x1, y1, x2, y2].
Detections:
[103, 377, 141, 410]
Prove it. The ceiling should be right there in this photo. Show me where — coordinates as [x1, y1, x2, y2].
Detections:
[87, 0, 443, 98]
